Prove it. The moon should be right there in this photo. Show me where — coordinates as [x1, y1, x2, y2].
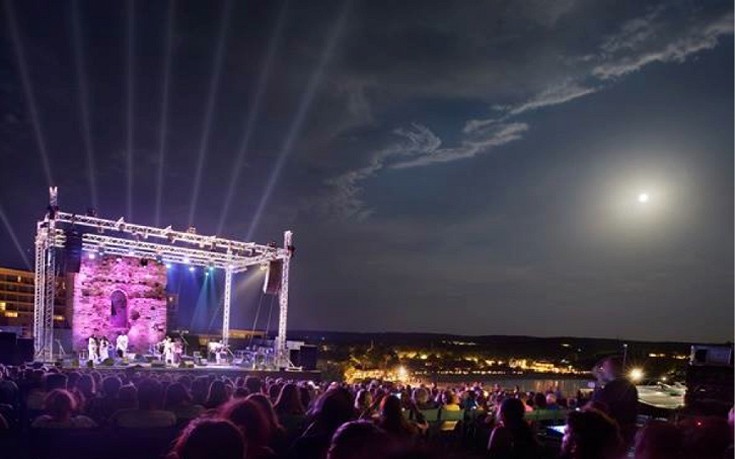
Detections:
[637, 192, 650, 203]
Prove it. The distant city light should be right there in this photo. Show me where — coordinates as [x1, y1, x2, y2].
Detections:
[638, 192, 650, 203]
[629, 368, 644, 382]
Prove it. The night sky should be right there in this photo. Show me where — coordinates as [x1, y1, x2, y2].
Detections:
[1, 0, 732, 342]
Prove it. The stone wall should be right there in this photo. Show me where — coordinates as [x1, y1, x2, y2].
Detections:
[71, 256, 167, 353]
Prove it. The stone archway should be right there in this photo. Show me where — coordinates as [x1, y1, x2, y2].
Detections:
[110, 289, 129, 329]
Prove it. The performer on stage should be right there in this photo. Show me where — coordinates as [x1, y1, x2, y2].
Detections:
[87, 335, 98, 363]
[99, 336, 110, 361]
[115, 332, 128, 358]
[163, 336, 174, 366]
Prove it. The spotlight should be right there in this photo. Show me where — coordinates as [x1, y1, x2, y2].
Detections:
[205, 270, 210, 276]
[155, 253, 163, 264]
[165, 263, 172, 269]
[128, 249, 135, 256]
[98, 246, 105, 256]
[87, 252, 96, 260]
[86, 208, 97, 217]
[183, 257, 191, 264]
[188, 266, 195, 273]
[186, 226, 197, 234]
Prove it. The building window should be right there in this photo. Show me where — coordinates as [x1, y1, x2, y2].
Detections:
[53, 315, 64, 321]
[0, 302, 5, 311]
[17, 276, 21, 283]
[4, 311, 18, 318]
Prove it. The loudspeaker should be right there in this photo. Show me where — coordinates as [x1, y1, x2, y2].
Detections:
[0, 332, 17, 365]
[299, 345, 317, 371]
[263, 261, 283, 295]
[16, 338, 34, 364]
[64, 230, 84, 273]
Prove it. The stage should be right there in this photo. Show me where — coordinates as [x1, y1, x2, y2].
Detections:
[58, 361, 321, 381]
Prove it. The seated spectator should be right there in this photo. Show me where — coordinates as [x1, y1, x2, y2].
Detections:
[220, 398, 276, 459]
[86, 375, 124, 424]
[112, 378, 176, 428]
[545, 393, 561, 410]
[205, 380, 229, 410]
[441, 390, 460, 411]
[275, 383, 306, 417]
[634, 421, 683, 459]
[354, 389, 375, 420]
[487, 398, 539, 459]
[248, 393, 288, 454]
[232, 387, 249, 399]
[117, 384, 138, 410]
[168, 418, 244, 459]
[327, 420, 391, 459]
[533, 392, 547, 410]
[31, 389, 97, 429]
[561, 409, 623, 459]
[412, 387, 436, 410]
[377, 394, 418, 443]
[245, 376, 263, 395]
[164, 382, 204, 423]
[190, 376, 209, 406]
[291, 387, 355, 459]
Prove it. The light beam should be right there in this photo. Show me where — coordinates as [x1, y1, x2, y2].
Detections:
[154, 0, 176, 227]
[126, 0, 135, 220]
[71, 0, 98, 208]
[5, 0, 54, 185]
[247, 1, 350, 240]
[215, 0, 289, 236]
[187, 0, 234, 227]
[0, 205, 32, 270]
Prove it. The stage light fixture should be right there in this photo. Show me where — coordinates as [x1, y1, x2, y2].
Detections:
[188, 266, 195, 273]
[88, 252, 96, 260]
[184, 257, 191, 264]
[165, 263, 172, 269]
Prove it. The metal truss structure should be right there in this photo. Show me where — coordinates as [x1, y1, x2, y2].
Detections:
[33, 188, 295, 366]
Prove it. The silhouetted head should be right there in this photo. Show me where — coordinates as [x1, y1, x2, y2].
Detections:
[43, 389, 77, 421]
[498, 397, 526, 428]
[562, 409, 622, 459]
[170, 418, 244, 459]
[137, 378, 164, 410]
[328, 420, 390, 459]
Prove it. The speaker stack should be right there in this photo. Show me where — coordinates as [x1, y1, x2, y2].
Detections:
[263, 261, 283, 295]
[64, 230, 84, 273]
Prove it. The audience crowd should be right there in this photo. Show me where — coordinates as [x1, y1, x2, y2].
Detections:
[0, 362, 731, 459]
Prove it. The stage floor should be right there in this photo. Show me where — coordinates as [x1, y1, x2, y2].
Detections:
[58, 362, 321, 381]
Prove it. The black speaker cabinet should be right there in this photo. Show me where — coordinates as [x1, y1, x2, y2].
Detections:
[263, 261, 283, 295]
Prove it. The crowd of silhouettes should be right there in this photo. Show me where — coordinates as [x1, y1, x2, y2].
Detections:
[0, 362, 732, 459]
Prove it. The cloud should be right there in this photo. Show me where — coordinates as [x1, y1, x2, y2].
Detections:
[318, 1, 733, 220]
[505, 81, 598, 116]
[592, 8, 734, 79]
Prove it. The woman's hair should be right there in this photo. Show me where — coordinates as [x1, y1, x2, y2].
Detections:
[206, 380, 229, 408]
[170, 418, 244, 459]
[44, 389, 77, 421]
[219, 398, 271, 448]
[247, 393, 284, 438]
[328, 421, 389, 459]
[310, 387, 355, 431]
[164, 382, 192, 410]
[354, 389, 372, 411]
[274, 382, 305, 416]
[498, 398, 525, 428]
[378, 395, 413, 437]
